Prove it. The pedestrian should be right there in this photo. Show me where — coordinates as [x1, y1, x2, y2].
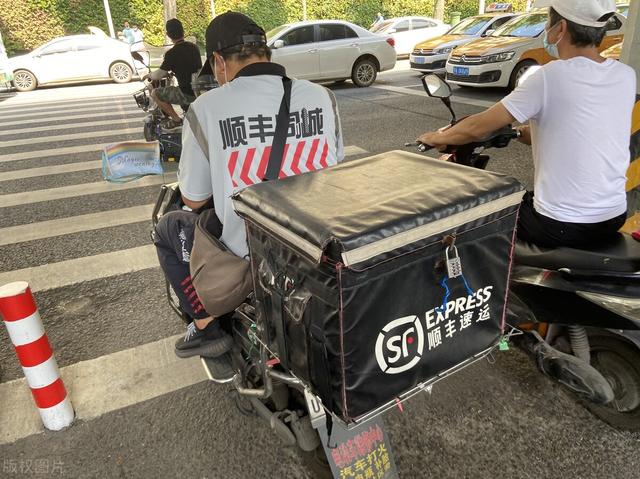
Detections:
[131, 24, 144, 50]
[373, 12, 385, 28]
[122, 21, 134, 44]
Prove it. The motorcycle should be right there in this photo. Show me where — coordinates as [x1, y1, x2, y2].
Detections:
[409, 73, 640, 431]
[131, 51, 217, 162]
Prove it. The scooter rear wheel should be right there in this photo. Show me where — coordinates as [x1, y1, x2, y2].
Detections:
[585, 336, 640, 431]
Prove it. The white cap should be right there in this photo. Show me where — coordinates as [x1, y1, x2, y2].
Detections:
[534, 0, 616, 27]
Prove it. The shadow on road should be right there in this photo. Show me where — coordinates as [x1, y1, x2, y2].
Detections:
[0, 88, 17, 103]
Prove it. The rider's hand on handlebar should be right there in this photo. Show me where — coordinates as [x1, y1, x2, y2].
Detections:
[417, 131, 450, 152]
[515, 125, 532, 146]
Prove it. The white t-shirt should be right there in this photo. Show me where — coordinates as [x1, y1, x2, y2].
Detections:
[501, 57, 636, 223]
[178, 64, 345, 258]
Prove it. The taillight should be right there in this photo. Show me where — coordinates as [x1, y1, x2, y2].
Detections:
[386, 37, 395, 48]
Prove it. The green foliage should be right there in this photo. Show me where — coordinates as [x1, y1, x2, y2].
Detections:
[0, 0, 536, 56]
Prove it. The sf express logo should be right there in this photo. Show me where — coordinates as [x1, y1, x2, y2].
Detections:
[375, 315, 425, 375]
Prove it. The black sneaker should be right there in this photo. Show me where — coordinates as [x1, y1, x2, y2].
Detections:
[201, 354, 236, 383]
[174, 322, 233, 359]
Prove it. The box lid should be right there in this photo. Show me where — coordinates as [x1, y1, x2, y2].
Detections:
[233, 151, 525, 267]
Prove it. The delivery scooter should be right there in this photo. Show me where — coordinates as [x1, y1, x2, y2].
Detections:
[409, 73, 640, 431]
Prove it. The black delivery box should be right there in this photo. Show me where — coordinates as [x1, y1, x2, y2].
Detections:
[233, 151, 525, 423]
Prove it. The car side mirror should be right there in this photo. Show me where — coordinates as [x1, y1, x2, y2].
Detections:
[483, 29, 495, 37]
[273, 40, 285, 49]
[422, 73, 452, 99]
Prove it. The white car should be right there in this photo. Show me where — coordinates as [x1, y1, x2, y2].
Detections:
[9, 27, 142, 92]
[267, 20, 396, 87]
[370, 17, 450, 56]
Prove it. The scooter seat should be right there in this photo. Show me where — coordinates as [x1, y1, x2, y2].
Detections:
[515, 234, 640, 274]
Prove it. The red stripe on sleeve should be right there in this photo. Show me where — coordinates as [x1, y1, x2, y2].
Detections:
[318, 140, 329, 169]
[0, 287, 38, 322]
[290, 141, 306, 175]
[227, 151, 240, 188]
[256, 146, 271, 180]
[15, 334, 53, 368]
[278, 144, 291, 179]
[31, 378, 67, 409]
[239, 148, 256, 186]
[305, 138, 320, 172]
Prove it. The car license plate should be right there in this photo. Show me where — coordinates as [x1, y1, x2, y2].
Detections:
[414, 56, 426, 64]
[453, 66, 469, 76]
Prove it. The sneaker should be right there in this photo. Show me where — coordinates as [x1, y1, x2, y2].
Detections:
[174, 322, 233, 359]
[201, 354, 236, 383]
[161, 118, 183, 131]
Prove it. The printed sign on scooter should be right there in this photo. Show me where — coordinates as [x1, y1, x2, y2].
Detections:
[375, 286, 494, 375]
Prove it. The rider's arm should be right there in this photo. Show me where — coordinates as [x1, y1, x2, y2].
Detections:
[418, 103, 516, 149]
[179, 110, 213, 209]
[418, 66, 545, 150]
[148, 68, 168, 81]
[516, 125, 532, 146]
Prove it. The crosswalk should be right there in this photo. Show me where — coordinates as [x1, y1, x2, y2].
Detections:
[0, 83, 369, 444]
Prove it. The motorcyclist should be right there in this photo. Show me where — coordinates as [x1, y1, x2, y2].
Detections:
[418, 0, 636, 249]
[143, 19, 202, 130]
[153, 12, 345, 376]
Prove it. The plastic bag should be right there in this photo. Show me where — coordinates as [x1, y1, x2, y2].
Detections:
[102, 140, 163, 183]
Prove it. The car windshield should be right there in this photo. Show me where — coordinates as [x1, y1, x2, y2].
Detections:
[492, 13, 547, 37]
[371, 20, 394, 33]
[448, 16, 491, 35]
[617, 5, 629, 17]
[266, 25, 289, 41]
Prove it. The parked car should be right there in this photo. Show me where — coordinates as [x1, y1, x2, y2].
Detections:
[410, 12, 518, 74]
[267, 20, 396, 87]
[370, 16, 450, 56]
[9, 27, 142, 92]
[445, 10, 625, 89]
[0, 31, 12, 88]
[602, 41, 622, 60]
[617, 3, 629, 17]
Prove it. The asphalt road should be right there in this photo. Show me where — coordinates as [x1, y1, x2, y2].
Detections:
[0, 63, 637, 479]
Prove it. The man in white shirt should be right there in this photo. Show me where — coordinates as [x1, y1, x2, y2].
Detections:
[153, 12, 344, 367]
[418, 0, 636, 249]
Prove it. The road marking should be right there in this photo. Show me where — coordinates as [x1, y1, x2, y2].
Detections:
[3, 111, 143, 128]
[0, 204, 154, 246]
[0, 96, 134, 113]
[1, 127, 141, 148]
[0, 173, 175, 208]
[1, 140, 145, 164]
[0, 104, 139, 123]
[0, 118, 142, 138]
[0, 99, 136, 115]
[370, 84, 496, 108]
[0, 334, 207, 445]
[0, 244, 159, 292]
[343, 145, 368, 156]
[0, 160, 103, 182]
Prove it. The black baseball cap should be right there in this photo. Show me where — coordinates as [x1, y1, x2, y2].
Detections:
[205, 12, 266, 58]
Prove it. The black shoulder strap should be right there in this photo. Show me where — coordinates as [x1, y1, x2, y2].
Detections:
[264, 77, 292, 181]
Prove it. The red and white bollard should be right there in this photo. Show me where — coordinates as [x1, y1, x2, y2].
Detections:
[0, 281, 74, 430]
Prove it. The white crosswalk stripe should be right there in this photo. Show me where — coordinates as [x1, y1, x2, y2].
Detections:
[0, 118, 142, 138]
[1, 127, 141, 148]
[0, 86, 370, 446]
[0, 104, 139, 122]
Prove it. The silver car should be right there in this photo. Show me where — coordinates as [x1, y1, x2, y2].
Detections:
[267, 20, 396, 87]
[9, 27, 141, 92]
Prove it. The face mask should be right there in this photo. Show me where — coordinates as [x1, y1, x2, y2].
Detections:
[543, 22, 562, 58]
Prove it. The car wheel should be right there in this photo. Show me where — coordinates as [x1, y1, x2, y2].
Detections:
[351, 58, 377, 88]
[509, 60, 536, 90]
[110, 62, 133, 84]
[13, 70, 37, 92]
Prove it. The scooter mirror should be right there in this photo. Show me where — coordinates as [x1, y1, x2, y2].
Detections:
[422, 74, 452, 99]
[131, 51, 144, 62]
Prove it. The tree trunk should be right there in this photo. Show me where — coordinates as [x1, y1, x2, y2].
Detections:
[164, 0, 177, 23]
[434, 0, 445, 21]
